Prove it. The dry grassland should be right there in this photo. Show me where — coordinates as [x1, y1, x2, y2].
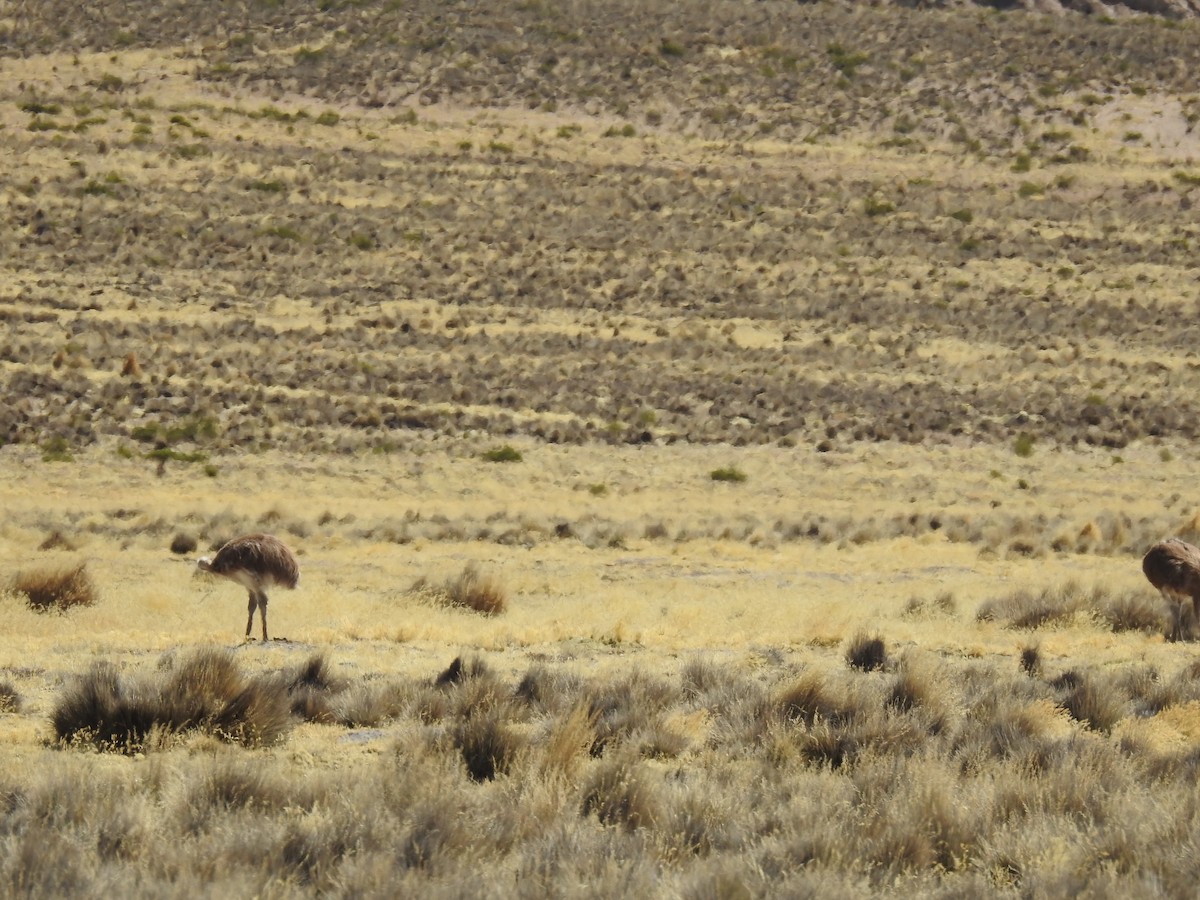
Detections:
[5, 1, 1200, 896]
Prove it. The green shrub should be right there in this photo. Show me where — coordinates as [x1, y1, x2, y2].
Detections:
[710, 466, 747, 483]
[482, 445, 522, 463]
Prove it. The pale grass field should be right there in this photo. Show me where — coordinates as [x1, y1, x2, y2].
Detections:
[8, 5, 1200, 892]
[0, 436, 1189, 724]
[5, 439, 1200, 894]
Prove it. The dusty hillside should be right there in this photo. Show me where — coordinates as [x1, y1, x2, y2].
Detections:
[7, 4, 1200, 897]
[3, 1, 1200, 463]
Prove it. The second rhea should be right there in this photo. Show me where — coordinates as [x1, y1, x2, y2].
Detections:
[1142, 537, 1200, 642]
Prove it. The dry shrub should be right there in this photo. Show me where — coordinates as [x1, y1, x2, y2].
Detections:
[966, 696, 1059, 763]
[845, 632, 887, 672]
[286, 654, 346, 724]
[1052, 670, 1127, 734]
[413, 563, 507, 616]
[169, 532, 198, 555]
[581, 754, 663, 830]
[0, 681, 19, 713]
[1019, 645, 1042, 677]
[903, 592, 957, 617]
[515, 664, 587, 715]
[981, 582, 1169, 637]
[38, 530, 75, 551]
[454, 713, 523, 781]
[587, 670, 677, 756]
[11, 562, 97, 613]
[975, 581, 1093, 629]
[1098, 589, 1172, 636]
[332, 681, 412, 728]
[434, 655, 488, 687]
[888, 658, 939, 714]
[779, 671, 862, 727]
[538, 701, 597, 777]
[51, 649, 292, 751]
[178, 761, 302, 836]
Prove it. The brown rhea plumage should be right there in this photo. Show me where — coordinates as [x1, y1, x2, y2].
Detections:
[1142, 538, 1200, 641]
[197, 533, 299, 642]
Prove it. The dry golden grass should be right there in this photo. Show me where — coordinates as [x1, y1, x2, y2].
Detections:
[4, 0, 1200, 894]
[9, 562, 98, 613]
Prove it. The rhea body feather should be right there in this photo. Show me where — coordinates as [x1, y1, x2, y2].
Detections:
[197, 533, 299, 641]
[1143, 538, 1200, 640]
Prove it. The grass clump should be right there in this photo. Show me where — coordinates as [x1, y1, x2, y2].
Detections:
[11, 563, 97, 613]
[51, 649, 293, 751]
[0, 682, 20, 713]
[977, 581, 1096, 629]
[40, 436, 74, 462]
[846, 632, 888, 672]
[413, 563, 507, 616]
[710, 465, 747, 483]
[169, 533, 198, 555]
[481, 445, 522, 463]
[826, 42, 869, 77]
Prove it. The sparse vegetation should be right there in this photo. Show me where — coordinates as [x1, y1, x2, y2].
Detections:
[710, 465, 747, 483]
[51, 649, 293, 750]
[482, 445, 523, 463]
[4, 0, 1200, 894]
[10, 563, 98, 612]
[412, 563, 508, 616]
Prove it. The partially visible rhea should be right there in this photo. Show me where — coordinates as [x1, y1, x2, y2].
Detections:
[1142, 538, 1200, 642]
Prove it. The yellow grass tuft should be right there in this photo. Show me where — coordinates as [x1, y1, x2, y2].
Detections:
[412, 563, 508, 616]
[11, 562, 98, 613]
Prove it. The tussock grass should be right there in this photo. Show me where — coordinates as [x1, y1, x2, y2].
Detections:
[0, 682, 19, 713]
[980, 581, 1175, 639]
[845, 632, 888, 672]
[51, 649, 293, 750]
[20, 647, 1200, 893]
[169, 532, 198, 555]
[1052, 669, 1128, 734]
[413, 563, 508, 616]
[10, 562, 97, 613]
[285, 653, 346, 724]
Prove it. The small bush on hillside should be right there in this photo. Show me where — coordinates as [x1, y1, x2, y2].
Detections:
[710, 466, 747, 483]
[12, 563, 98, 612]
[40, 436, 73, 462]
[482, 445, 522, 463]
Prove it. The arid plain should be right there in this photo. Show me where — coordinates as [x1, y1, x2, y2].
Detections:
[5, 1, 1200, 896]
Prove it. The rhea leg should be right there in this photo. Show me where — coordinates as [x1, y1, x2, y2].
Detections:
[246, 593, 257, 639]
[1188, 593, 1200, 642]
[1164, 590, 1189, 642]
[259, 592, 269, 642]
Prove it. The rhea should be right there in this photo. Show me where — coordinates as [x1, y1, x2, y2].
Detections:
[1142, 538, 1200, 642]
[197, 533, 299, 642]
